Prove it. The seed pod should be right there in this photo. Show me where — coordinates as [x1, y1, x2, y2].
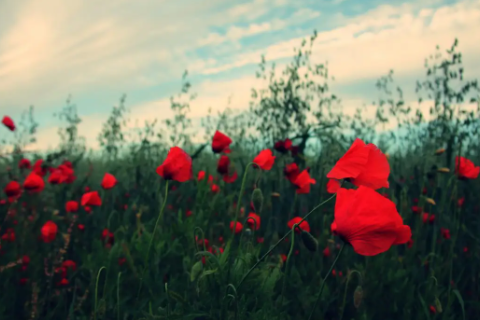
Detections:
[301, 230, 318, 252]
[353, 285, 364, 308]
[244, 228, 252, 237]
[190, 260, 203, 282]
[251, 188, 263, 213]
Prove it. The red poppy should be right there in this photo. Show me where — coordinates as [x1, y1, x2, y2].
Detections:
[101, 229, 114, 246]
[23, 172, 45, 193]
[18, 159, 31, 169]
[211, 184, 220, 193]
[440, 228, 451, 240]
[57, 278, 69, 286]
[1, 228, 15, 242]
[65, 201, 79, 213]
[4, 181, 21, 198]
[331, 186, 411, 256]
[293, 170, 316, 194]
[222, 171, 238, 183]
[274, 138, 292, 154]
[230, 221, 243, 234]
[186, 210, 193, 217]
[197, 171, 206, 181]
[253, 149, 275, 170]
[62, 260, 77, 271]
[101, 173, 117, 189]
[156, 146, 192, 182]
[282, 163, 299, 182]
[287, 217, 310, 233]
[280, 254, 287, 263]
[457, 197, 465, 207]
[455, 156, 479, 179]
[118, 257, 127, 266]
[323, 246, 331, 257]
[41, 221, 58, 243]
[217, 155, 230, 175]
[32, 159, 47, 177]
[2, 116, 15, 131]
[326, 179, 341, 194]
[327, 138, 390, 190]
[81, 191, 102, 207]
[246, 213, 261, 230]
[77, 224, 85, 231]
[212, 131, 232, 154]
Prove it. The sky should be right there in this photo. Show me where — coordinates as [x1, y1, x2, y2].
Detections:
[0, 0, 479, 151]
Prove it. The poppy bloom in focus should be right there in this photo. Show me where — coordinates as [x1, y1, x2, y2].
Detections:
[23, 172, 45, 193]
[287, 217, 310, 233]
[293, 170, 316, 194]
[156, 147, 192, 182]
[331, 186, 411, 256]
[101, 173, 117, 189]
[230, 221, 243, 234]
[246, 213, 261, 230]
[327, 138, 390, 190]
[455, 156, 479, 179]
[326, 179, 341, 194]
[274, 138, 292, 154]
[41, 221, 58, 243]
[81, 191, 102, 207]
[212, 131, 232, 154]
[2, 116, 15, 131]
[253, 149, 275, 171]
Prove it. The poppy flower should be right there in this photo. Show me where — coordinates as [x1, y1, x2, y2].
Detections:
[4, 181, 21, 198]
[2, 116, 15, 131]
[118, 257, 126, 266]
[287, 217, 310, 233]
[246, 213, 261, 230]
[156, 146, 192, 182]
[293, 170, 316, 194]
[57, 278, 69, 286]
[326, 179, 341, 194]
[331, 186, 411, 256]
[230, 221, 243, 234]
[101, 173, 117, 189]
[41, 221, 58, 243]
[18, 159, 31, 169]
[440, 228, 451, 240]
[284, 163, 300, 183]
[23, 172, 45, 193]
[81, 191, 102, 207]
[77, 224, 85, 231]
[455, 156, 479, 179]
[217, 156, 230, 175]
[327, 138, 390, 190]
[62, 260, 77, 271]
[32, 159, 47, 177]
[212, 131, 232, 153]
[48, 169, 66, 185]
[222, 171, 238, 183]
[274, 138, 292, 154]
[101, 229, 114, 246]
[65, 201, 79, 213]
[323, 246, 331, 257]
[253, 149, 275, 170]
[211, 184, 220, 193]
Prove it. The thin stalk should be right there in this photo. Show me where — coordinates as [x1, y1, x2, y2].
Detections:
[307, 243, 345, 320]
[279, 224, 297, 307]
[237, 193, 337, 290]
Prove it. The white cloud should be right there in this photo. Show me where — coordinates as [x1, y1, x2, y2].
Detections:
[198, 0, 480, 84]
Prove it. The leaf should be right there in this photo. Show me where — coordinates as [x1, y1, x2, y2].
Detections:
[452, 290, 465, 320]
[417, 293, 431, 320]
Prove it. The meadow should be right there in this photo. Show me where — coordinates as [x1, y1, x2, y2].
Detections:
[1, 33, 480, 320]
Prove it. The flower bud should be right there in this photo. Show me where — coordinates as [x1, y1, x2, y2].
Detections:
[251, 188, 263, 213]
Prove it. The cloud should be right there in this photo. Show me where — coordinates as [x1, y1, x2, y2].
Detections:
[197, 0, 480, 84]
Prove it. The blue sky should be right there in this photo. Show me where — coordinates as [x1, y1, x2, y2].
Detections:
[0, 0, 479, 150]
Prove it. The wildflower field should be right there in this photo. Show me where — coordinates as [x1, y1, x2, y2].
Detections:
[1, 34, 480, 320]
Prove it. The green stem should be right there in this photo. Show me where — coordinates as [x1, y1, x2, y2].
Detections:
[279, 223, 297, 307]
[94, 266, 106, 320]
[137, 180, 169, 297]
[237, 193, 337, 290]
[229, 163, 253, 242]
[307, 243, 345, 320]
